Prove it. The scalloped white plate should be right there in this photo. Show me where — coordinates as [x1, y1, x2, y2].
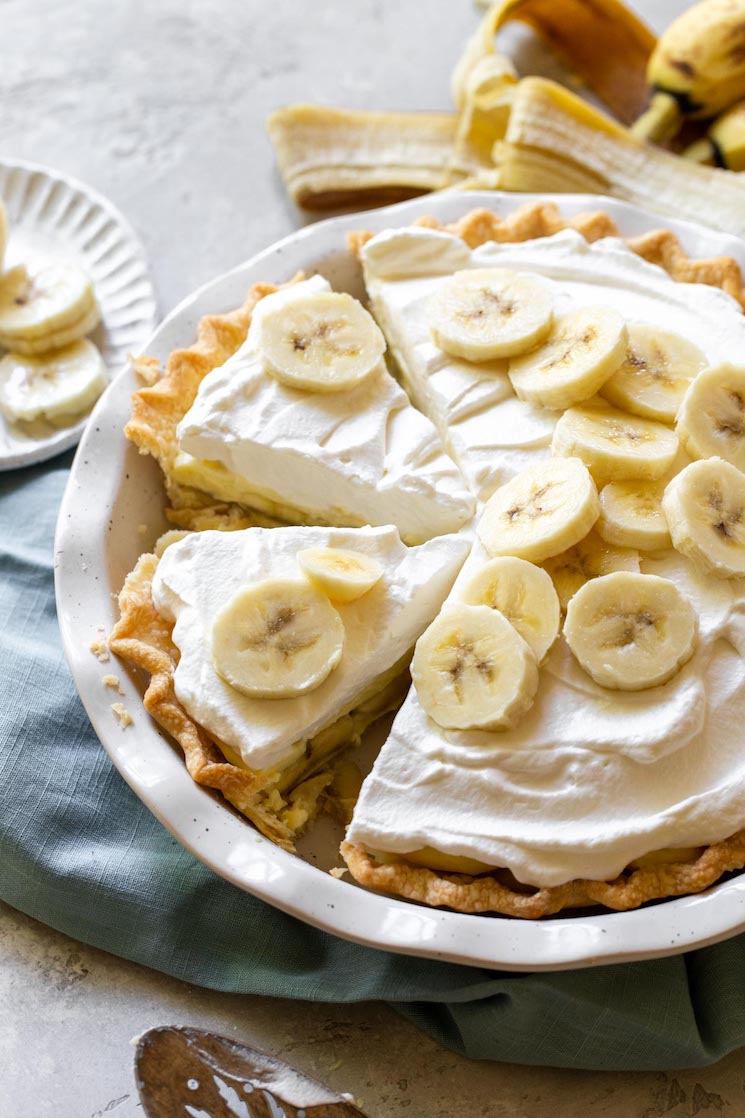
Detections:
[0, 158, 157, 470]
[55, 192, 745, 971]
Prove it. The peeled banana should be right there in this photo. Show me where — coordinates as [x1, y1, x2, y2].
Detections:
[458, 555, 560, 661]
[676, 364, 745, 473]
[429, 267, 554, 360]
[0, 338, 107, 424]
[0, 262, 100, 355]
[478, 457, 600, 563]
[508, 306, 627, 411]
[564, 571, 698, 691]
[552, 400, 679, 482]
[633, 0, 745, 143]
[297, 547, 383, 603]
[662, 457, 745, 579]
[411, 601, 539, 731]
[212, 578, 345, 698]
[258, 290, 385, 393]
[498, 78, 745, 239]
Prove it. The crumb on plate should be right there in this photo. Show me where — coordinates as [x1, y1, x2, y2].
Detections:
[111, 702, 132, 729]
[102, 674, 124, 695]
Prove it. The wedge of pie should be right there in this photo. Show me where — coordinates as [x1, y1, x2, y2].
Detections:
[127, 275, 474, 542]
[109, 523, 470, 849]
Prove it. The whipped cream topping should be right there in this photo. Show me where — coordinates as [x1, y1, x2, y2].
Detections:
[361, 226, 745, 501]
[151, 525, 470, 773]
[176, 276, 474, 543]
[348, 533, 745, 887]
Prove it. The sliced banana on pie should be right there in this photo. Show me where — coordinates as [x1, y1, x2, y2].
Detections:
[564, 571, 698, 691]
[676, 364, 745, 472]
[0, 262, 100, 354]
[552, 400, 679, 481]
[662, 457, 745, 579]
[297, 546, 383, 603]
[0, 339, 107, 423]
[428, 267, 554, 361]
[212, 577, 345, 698]
[600, 323, 706, 423]
[411, 602, 539, 731]
[597, 480, 671, 551]
[477, 457, 599, 563]
[542, 528, 640, 611]
[459, 556, 560, 662]
[258, 290, 386, 393]
[507, 306, 627, 410]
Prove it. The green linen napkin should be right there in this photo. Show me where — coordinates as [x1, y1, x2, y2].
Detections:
[2, 455, 745, 1071]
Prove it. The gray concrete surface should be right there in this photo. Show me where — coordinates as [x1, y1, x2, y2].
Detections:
[4, 0, 745, 1115]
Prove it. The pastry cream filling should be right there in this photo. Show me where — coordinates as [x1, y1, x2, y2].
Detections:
[151, 524, 470, 773]
[174, 276, 475, 544]
[347, 537, 745, 887]
[361, 226, 745, 501]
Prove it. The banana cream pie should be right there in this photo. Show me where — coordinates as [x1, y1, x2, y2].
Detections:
[127, 275, 474, 542]
[109, 523, 470, 849]
[339, 204, 745, 916]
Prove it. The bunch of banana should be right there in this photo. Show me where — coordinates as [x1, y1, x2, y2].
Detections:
[684, 100, 745, 170]
[497, 78, 745, 237]
[632, 0, 745, 144]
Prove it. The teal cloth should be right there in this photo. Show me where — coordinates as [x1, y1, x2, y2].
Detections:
[3, 457, 745, 1072]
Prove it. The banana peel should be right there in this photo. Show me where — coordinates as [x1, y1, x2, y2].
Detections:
[453, 0, 655, 125]
[497, 77, 745, 237]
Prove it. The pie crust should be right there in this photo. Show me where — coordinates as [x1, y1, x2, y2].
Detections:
[115, 201, 745, 907]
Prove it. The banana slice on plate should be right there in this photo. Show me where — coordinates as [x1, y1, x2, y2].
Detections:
[212, 578, 345, 698]
[676, 364, 745, 472]
[428, 268, 554, 360]
[552, 400, 679, 481]
[459, 556, 560, 661]
[542, 528, 640, 610]
[564, 571, 698, 691]
[597, 480, 671, 551]
[258, 290, 385, 393]
[662, 457, 745, 578]
[411, 602, 539, 731]
[478, 457, 600, 563]
[508, 305, 627, 410]
[600, 323, 706, 423]
[0, 262, 100, 355]
[297, 546, 383, 603]
[0, 339, 107, 424]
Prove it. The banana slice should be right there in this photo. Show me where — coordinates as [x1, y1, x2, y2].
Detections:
[411, 602, 539, 731]
[0, 263, 100, 355]
[597, 480, 671, 551]
[428, 268, 554, 361]
[564, 571, 697, 691]
[600, 323, 707, 423]
[676, 365, 745, 472]
[212, 578, 345, 698]
[507, 306, 627, 410]
[662, 457, 745, 579]
[297, 546, 383, 603]
[552, 400, 679, 482]
[0, 339, 107, 423]
[459, 556, 560, 661]
[542, 528, 640, 610]
[477, 457, 599, 563]
[258, 290, 385, 394]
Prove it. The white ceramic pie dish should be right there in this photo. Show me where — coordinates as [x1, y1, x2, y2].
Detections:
[55, 190, 745, 972]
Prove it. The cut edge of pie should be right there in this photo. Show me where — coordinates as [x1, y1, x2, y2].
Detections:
[108, 546, 410, 851]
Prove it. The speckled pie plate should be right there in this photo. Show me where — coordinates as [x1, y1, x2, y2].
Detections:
[0, 158, 157, 469]
[55, 191, 745, 971]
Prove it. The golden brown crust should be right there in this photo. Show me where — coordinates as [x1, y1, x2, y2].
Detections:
[108, 551, 297, 850]
[341, 833, 745, 918]
[126, 276, 302, 519]
[349, 201, 745, 309]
